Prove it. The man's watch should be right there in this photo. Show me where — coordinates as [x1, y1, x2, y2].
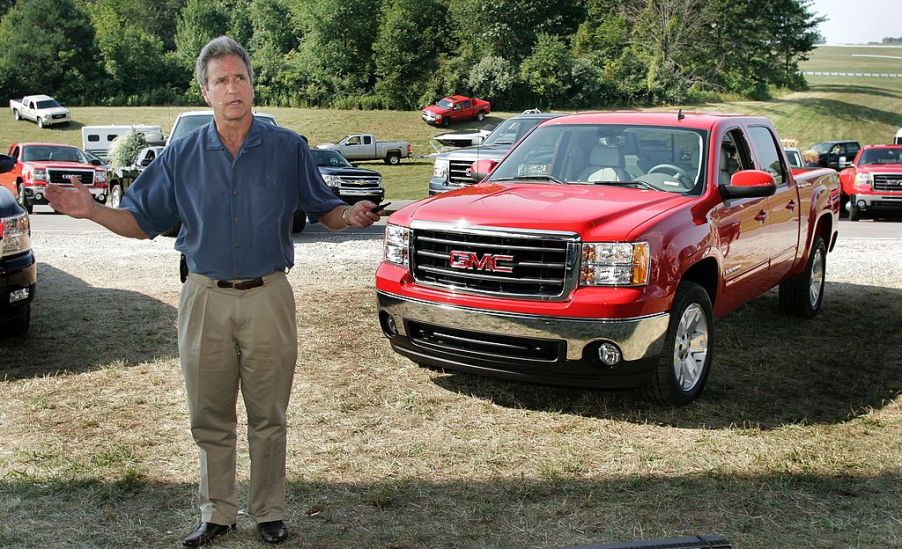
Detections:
[341, 206, 353, 225]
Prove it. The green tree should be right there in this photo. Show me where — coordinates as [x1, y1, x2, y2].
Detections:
[373, 0, 448, 109]
[0, 0, 100, 102]
[174, 0, 230, 98]
[467, 56, 519, 108]
[519, 34, 573, 108]
[248, 0, 298, 105]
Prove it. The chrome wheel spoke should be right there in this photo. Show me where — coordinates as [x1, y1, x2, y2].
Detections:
[672, 303, 709, 392]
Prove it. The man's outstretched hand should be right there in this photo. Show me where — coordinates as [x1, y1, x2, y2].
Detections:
[44, 176, 97, 219]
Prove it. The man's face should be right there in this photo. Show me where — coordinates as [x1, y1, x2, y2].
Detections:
[201, 54, 254, 122]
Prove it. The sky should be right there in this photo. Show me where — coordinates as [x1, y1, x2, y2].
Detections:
[810, 0, 901, 44]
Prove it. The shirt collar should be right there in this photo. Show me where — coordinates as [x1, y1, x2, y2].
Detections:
[204, 117, 264, 151]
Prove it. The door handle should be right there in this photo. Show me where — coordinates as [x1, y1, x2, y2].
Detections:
[754, 210, 767, 223]
[786, 200, 796, 211]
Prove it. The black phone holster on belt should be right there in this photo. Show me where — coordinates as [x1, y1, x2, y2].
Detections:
[180, 254, 188, 283]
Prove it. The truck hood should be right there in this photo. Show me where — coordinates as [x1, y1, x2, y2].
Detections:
[856, 164, 902, 174]
[397, 183, 695, 240]
[318, 165, 380, 177]
[436, 143, 513, 162]
[26, 160, 97, 170]
[316, 144, 340, 150]
[423, 105, 450, 115]
[38, 107, 69, 116]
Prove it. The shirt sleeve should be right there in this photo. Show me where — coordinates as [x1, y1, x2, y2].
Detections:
[296, 139, 348, 222]
[119, 147, 180, 239]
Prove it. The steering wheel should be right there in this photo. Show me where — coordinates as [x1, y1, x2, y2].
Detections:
[646, 163, 692, 186]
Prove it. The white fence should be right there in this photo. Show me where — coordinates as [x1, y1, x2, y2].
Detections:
[803, 71, 902, 78]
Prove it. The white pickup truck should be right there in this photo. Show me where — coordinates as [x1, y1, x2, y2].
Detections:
[9, 95, 71, 128]
[317, 134, 412, 165]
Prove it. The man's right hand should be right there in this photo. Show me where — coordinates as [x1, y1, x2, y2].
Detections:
[44, 176, 97, 219]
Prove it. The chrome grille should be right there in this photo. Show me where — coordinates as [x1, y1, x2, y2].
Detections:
[338, 175, 381, 189]
[407, 321, 563, 363]
[872, 174, 902, 192]
[48, 169, 94, 185]
[448, 160, 476, 185]
[411, 223, 579, 299]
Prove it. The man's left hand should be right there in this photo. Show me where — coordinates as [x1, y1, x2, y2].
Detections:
[343, 200, 384, 228]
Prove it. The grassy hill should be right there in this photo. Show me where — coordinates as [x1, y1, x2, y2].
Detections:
[3, 45, 901, 200]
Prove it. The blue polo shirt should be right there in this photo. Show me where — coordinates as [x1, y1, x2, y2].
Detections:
[121, 118, 347, 280]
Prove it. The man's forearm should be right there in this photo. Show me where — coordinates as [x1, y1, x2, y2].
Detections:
[89, 204, 150, 239]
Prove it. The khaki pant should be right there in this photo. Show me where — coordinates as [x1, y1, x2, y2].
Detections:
[178, 271, 297, 524]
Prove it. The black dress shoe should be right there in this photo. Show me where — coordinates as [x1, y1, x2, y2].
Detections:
[182, 522, 236, 547]
[258, 520, 289, 544]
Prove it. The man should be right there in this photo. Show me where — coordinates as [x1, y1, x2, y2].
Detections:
[45, 36, 384, 546]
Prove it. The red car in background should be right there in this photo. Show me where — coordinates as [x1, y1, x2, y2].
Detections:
[422, 95, 491, 127]
[838, 144, 902, 221]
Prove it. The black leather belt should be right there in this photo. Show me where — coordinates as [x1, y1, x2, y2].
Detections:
[216, 277, 264, 290]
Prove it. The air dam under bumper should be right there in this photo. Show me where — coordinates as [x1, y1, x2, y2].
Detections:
[377, 291, 670, 389]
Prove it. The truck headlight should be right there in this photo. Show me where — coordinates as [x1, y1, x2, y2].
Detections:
[322, 174, 341, 188]
[30, 168, 47, 182]
[0, 213, 32, 258]
[433, 159, 449, 178]
[580, 242, 650, 286]
[384, 224, 410, 266]
[94, 170, 107, 182]
[854, 173, 873, 189]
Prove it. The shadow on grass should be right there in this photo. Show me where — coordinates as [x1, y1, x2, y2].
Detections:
[0, 472, 897, 547]
[431, 282, 902, 429]
[777, 97, 902, 128]
[0, 264, 177, 380]
[808, 84, 902, 99]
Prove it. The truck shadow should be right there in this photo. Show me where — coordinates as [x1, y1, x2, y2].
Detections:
[431, 281, 902, 429]
[0, 263, 178, 380]
[779, 97, 902, 128]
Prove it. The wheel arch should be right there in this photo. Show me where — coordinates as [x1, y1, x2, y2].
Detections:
[679, 258, 719, 309]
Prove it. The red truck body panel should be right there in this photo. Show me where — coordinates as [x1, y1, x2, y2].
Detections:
[376, 111, 840, 403]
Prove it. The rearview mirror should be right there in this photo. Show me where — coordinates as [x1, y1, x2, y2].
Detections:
[720, 169, 776, 200]
[470, 159, 498, 182]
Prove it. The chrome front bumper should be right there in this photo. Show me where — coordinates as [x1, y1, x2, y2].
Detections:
[377, 291, 669, 362]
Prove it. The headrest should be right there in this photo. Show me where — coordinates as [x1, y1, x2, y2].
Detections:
[590, 144, 620, 166]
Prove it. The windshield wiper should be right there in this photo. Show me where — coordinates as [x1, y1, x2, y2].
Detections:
[493, 174, 565, 184]
[590, 180, 658, 191]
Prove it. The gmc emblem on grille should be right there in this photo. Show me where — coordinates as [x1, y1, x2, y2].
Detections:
[449, 251, 514, 273]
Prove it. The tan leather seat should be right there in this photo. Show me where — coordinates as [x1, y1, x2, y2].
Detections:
[581, 144, 630, 182]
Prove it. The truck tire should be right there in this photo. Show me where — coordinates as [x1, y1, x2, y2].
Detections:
[292, 210, 306, 233]
[109, 183, 123, 208]
[477, 111, 486, 122]
[442, 117, 450, 127]
[778, 235, 826, 319]
[13, 109, 20, 121]
[17, 182, 33, 214]
[848, 202, 862, 222]
[385, 152, 401, 165]
[37, 117, 43, 129]
[7, 303, 31, 337]
[643, 281, 713, 406]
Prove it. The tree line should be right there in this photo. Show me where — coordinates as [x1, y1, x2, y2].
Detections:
[0, 0, 824, 110]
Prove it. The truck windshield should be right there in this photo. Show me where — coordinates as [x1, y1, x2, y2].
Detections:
[482, 117, 547, 146]
[35, 100, 61, 109]
[810, 142, 833, 154]
[487, 124, 707, 194]
[437, 99, 453, 109]
[22, 146, 86, 163]
[311, 149, 352, 167]
[858, 147, 902, 165]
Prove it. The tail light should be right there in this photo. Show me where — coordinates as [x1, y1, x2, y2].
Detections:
[0, 212, 31, 258]
[407, 144, 412, 155]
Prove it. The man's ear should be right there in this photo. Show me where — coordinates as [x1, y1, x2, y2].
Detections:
[200, 86, 210, 106]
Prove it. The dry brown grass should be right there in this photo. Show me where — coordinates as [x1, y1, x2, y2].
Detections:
[1, 229, 899, 548]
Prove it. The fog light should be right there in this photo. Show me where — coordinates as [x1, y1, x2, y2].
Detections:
[597, 342, 622, 366]
[857, 200, 866, 208]
[379, 311, 398, 338]
[9, 288, 30, 303]
[35, 193, 43, 201]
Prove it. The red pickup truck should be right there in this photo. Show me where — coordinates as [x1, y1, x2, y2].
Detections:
[422, 95, 491, 127]
[837, 144, 902, 221]
[376, 112, 840, 405]
[0, 143, 109, 213]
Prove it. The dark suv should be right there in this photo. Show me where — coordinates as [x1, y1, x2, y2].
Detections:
[811, 140, 861, 170]
[0, 153, 36, 337]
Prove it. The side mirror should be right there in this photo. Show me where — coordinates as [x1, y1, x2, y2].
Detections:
[470, 159, 498, 182]
[90, 158, 102, 166]
[720, 169, 776, 199]
[0, 153, 14, 174]
[140, 158, 152, 167]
